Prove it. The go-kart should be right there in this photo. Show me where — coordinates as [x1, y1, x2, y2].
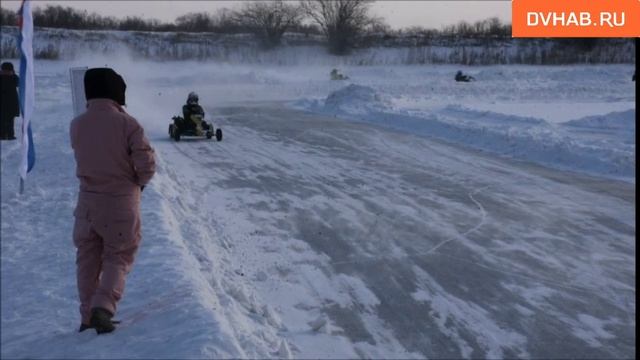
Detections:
[168, 114, 222, 142]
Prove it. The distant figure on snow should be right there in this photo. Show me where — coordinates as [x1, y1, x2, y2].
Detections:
[0, 62, 20, 140]
[455, 70, 475, 82]
[70, 68, 156, 334]
[330, 68, 349, 80]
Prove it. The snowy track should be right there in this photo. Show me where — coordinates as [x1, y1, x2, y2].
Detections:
[152, 104, 635, 358]
[1, 62, 635, 359]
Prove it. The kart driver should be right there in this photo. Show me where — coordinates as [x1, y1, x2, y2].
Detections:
[183, 92, 204, 128]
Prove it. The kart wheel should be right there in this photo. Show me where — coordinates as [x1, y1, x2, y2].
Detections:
[174, 130, 181, 142]
[215, 129, 222, 141]
[206, 131, 213, 139]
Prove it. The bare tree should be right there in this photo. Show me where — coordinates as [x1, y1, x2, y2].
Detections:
[175, 12, 214, 32]
[213, 8, 239, 32]
[301, 0, 377, 55]
[118, 16, 161, 32]
[234, 1, 302, 49]
[0, 7, 17, 27]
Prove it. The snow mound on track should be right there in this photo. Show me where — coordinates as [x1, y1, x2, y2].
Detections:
[324, 84, 389, 114]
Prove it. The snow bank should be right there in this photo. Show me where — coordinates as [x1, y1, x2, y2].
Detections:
[564, 109, 635, 130]
[324, 84, 390, 114]
[295, 83, 635, 181]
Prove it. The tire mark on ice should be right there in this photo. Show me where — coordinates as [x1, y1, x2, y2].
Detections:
[422, 186, 488, 255]
[363, 129, 624, 294]
[327, 182, 608, 294]
[330, 185, 489, 268]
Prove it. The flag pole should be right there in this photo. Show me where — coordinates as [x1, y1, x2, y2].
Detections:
[17, 0, 35, 195]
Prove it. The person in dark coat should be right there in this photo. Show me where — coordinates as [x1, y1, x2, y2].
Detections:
[0, 62, 20, 140]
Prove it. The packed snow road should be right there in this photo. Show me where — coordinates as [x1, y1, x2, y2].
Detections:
[1, 62, 634, 358]
[157, 103, 635, 359]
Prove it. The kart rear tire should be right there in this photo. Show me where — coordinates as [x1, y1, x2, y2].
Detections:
[216, 129, 222, 142]
[206, 131, 213, 139]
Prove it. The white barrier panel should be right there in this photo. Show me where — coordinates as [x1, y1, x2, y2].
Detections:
[69, 67, 87, 118]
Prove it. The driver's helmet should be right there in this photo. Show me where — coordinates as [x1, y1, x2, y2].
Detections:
[187, 92, 199, 105]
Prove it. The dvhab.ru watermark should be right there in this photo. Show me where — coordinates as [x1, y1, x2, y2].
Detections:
[527, 12, 625, 28]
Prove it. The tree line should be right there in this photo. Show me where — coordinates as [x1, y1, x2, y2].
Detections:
[1, 1, 514, 55]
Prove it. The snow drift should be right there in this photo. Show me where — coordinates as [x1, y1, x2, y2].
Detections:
[564, 110, 635, 131]
[324, 84, 390, 114]
[296, 84, 635, 180]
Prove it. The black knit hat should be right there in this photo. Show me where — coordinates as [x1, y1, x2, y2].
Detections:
[84, 68, 127, 106]
[1, 62, 14, 71]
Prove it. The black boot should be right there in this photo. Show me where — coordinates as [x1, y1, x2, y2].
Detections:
[78, 323, 93, 332]
[90, 307, 115, 334]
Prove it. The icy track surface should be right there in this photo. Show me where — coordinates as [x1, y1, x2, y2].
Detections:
[1, 60, 635, 359]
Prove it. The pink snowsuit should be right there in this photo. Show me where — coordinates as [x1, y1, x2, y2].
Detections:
[70, 98, 155, 324]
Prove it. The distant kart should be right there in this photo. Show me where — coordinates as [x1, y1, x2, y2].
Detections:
[168, 114, 222, 142]
[455, 71, 475, 82]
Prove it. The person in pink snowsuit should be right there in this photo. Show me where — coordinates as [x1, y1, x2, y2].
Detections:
[70, 68, 155, 334]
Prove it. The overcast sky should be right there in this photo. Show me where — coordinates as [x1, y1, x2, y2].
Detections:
[1, 1, 511, 29]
